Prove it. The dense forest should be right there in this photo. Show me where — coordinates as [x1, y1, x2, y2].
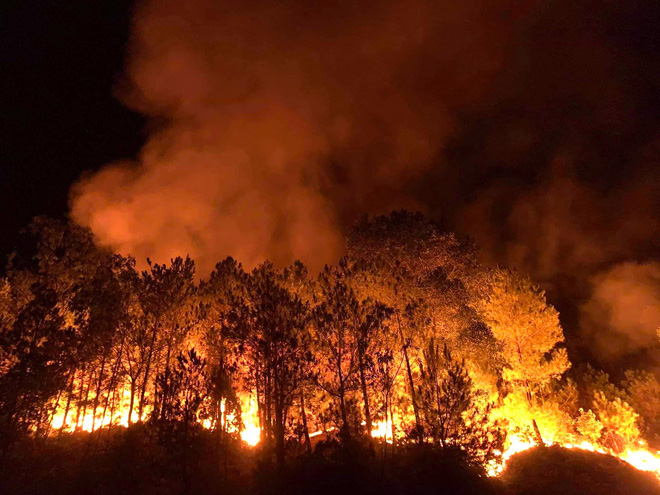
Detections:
[1, 211, 659, 494]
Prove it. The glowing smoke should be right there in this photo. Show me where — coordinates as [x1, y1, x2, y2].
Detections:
[70, 0, 528, 272]
[68, 0, 660, 363]
[581, 262, 660, 360]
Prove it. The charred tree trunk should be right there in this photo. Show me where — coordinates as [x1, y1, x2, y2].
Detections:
[263, 349, 273, 444]
[516, 339, 544, 446]
[266, 377, 273, 443]
[339, 388, 349, 442]
[338, 360, 350, 443]
[128, 378, 136, 425]
[59, 370, 76, 435]
[525, 385, 544, 446]
[158, 341, 173, 421]
[44, 384, 64, 438]
[99, 334, 124, 433]
[388, 396, 396, 447]
[78, 370, 92, 432]
[256, 366, 264, 444]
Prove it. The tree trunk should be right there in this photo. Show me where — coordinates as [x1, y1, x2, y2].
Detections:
[99, 335, 124, 432]
[525, 385, 544, 446]
[91, 352, 107, 431]
[516, 334, 544, 447]
[44, 389, 62, 438]
[78, 370, 92, 431]
[274, 396, 286, 469]
[128, 378, 136, 425]
[300, 390, 312, 453]
[402, 344, 421, 436]
[388, 395, 396, 447]
[358, 349, 372, 435]
[215, 396, 226, 453]
[73, 366, 87, 431]
[398, 315, 421, 440]
[338, 380, 350, 442]
[158, 341, 173, 421]
[138, 316, 160, 421]
[256, 367, 264, 444]
[54, 370, 74, 436]
[265, 383, 273, 443]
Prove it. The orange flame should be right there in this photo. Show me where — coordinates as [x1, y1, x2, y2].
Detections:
[487, 434, 660, 481]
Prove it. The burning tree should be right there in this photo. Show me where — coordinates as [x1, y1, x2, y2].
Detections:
[1, 213, 659, 483]
[474, 268, 570, 445]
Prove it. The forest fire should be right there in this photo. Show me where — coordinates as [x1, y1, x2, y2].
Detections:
[2, 213, 659, 495]
[46, 383, 660, 481]
[4, 0, 660, 493]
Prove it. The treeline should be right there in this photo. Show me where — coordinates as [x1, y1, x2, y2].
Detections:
[1, 211, 658, 472]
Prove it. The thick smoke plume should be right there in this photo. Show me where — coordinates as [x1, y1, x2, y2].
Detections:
[71, 0, 530, 272]
[70, 0, 660, 363]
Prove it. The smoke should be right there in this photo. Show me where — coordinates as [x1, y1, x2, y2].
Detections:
[581, 262, 660, 361]
[456, 152, 659, 363]
[70, 0, 534, 272]
[69, 0, 660, 363]
[459, 158, 659, 286]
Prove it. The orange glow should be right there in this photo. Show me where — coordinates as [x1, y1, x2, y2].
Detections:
[47, 385, 660, 484]
[49, 385, 263, 447]
[370, 419, 394, 443]
[487, 433, 660, 481]
[50, 384, 137, 432]
[621, 445, 660, 477]
[239, 393, 261, 446]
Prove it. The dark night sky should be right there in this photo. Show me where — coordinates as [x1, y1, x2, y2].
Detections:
[2, 0, 144, 259]
[2, 0, 659, 371]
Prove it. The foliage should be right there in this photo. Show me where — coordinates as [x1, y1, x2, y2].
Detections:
[592, 392, 640, 452]
[475, 268, 570, 443]
[622, 369, 660, 447]
[417, 339, 506, 466]
[476, 269, 569, 386]
[1, 211, 657, 481]
[575, 409, 603, 443]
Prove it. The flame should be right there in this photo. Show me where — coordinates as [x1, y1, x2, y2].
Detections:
[371, 419, 394, 443]
[487, 434, 536, 476]
[48, 385, 263, 447]
[45, 375, 659, 483]
[50, 385, 136, 433]
[620, 445, 660, 478]
[487, 433, 660, 481]
[238, 393, 261, 446]
[241, 424, 261, 446]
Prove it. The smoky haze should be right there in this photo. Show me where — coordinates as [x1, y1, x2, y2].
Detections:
[581, 262, 660, 360]
[70, 0, 660, 364]
[70, 0, 531, 272]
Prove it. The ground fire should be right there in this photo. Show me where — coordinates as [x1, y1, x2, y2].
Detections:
[1, 212, 659, 495]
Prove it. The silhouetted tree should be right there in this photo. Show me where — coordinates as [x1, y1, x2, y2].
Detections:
[137, 256, 196, 422]
[227, 262, 313, 468]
